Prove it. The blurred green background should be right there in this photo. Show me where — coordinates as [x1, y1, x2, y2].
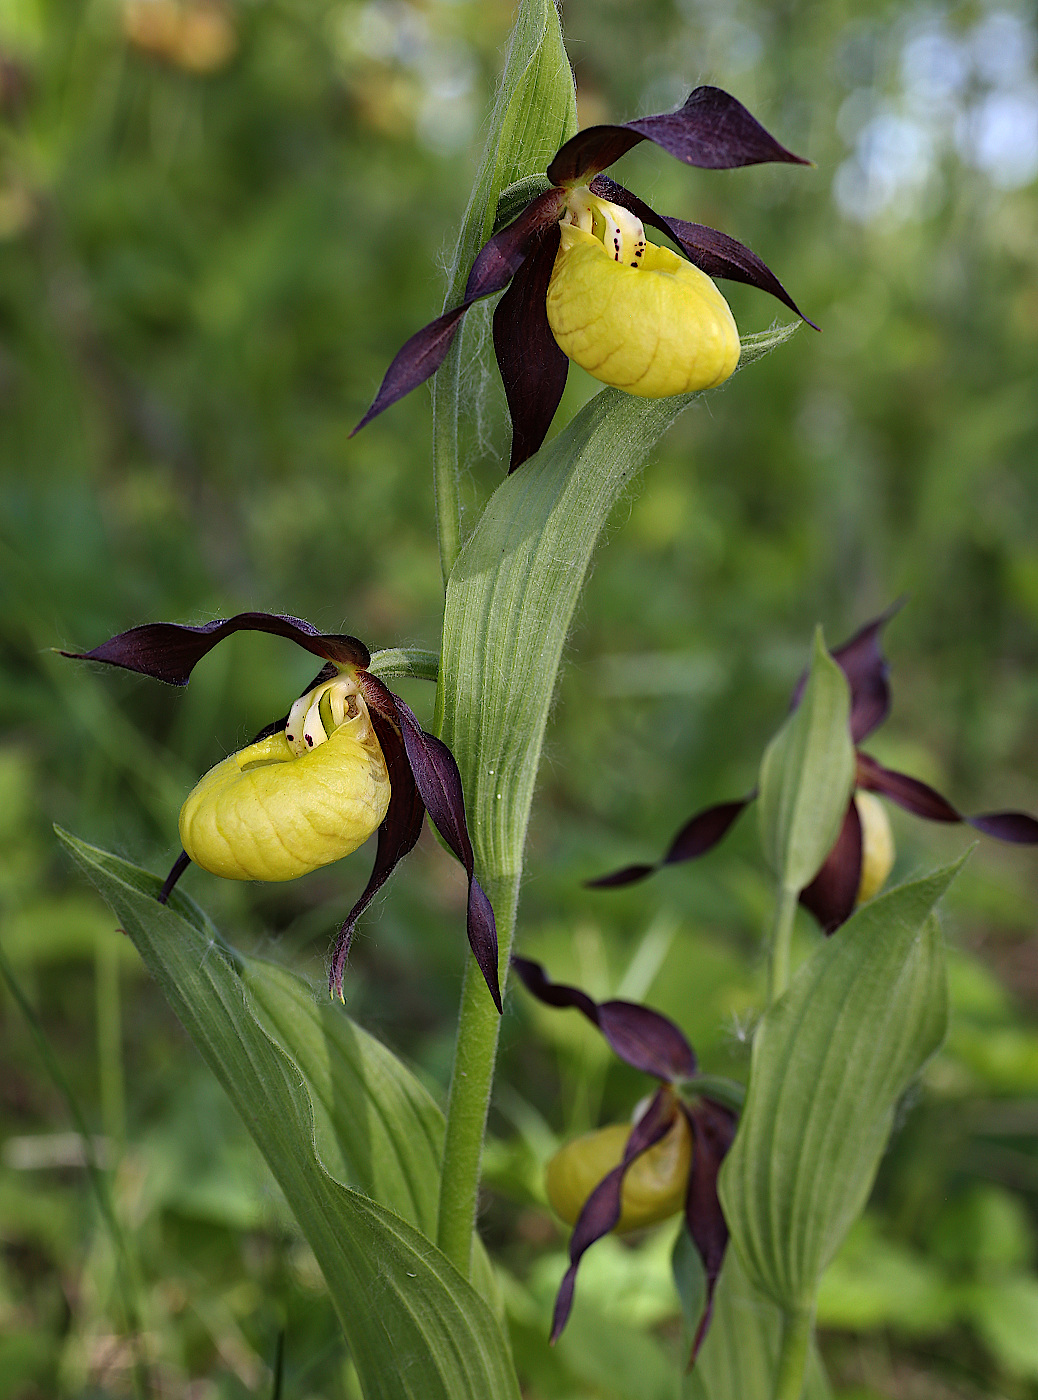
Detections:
[2, 0, 1038, 1394]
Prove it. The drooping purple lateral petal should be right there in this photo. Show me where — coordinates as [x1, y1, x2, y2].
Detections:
[799, 799, 862, 934]
[857, 752, 1038, 844]
[352, 187, 567, 436]
[547, 86, 809, 186]
[683, 1099, 738, 1360]
[589, 175, 816, 327]
[511, 956, 697, 1081]
[377, 688, 501, 1012]
[492, 225, 568, 471]
[550, 1089, 676, 1343]
[587, 798, 750, 889]
[64, 613, 370, 686]
[328, 703, 425, 1001]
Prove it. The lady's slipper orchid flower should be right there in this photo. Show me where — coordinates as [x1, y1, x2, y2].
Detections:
[354, 86, 816, 471]
[512, 955, 737, 1355]
[66, 612, 500, 1009]
[591, 608, 1038, 931]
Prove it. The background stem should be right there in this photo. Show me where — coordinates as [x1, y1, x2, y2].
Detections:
[436, 872, 519, 1276]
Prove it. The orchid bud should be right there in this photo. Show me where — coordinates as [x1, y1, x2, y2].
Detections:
[545, 190, 740, 398]
[854, 790, 895, 905]
[545, 1111, 693, 1233]
[179, 674, 391, 882]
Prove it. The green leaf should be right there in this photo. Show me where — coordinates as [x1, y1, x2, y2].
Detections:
[682, 1250, 831, 1400]
[758, 628, 855, 892]
[57, 830, 520, 1400]
[719, 863, 957, 1311]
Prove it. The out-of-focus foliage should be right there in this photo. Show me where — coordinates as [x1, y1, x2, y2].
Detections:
[2, 0, 1037, 1395]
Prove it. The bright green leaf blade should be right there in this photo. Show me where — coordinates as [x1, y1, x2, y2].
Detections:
[58, 830, 520, 1400]
[719, 864, 957, 1310]
[681, 1250, 831, 1400]
[758, 628, 855, 892]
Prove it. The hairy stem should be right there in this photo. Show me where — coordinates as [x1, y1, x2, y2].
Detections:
[436, 872, 519, 1275]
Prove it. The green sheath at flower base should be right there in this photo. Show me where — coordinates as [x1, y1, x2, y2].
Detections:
[546, 1113, 693, 1232]
[546, 193, 740, 396]
[179, 675, 391, 882]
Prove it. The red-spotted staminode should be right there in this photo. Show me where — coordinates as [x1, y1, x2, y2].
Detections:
[355, 86, 816, 470]
[66, 612, 500, 1008]
[591, 607, 1038, 930]
[513, 955, 737, 1355]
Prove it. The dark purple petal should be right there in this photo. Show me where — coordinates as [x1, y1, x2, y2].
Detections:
[511, 956, 697, 1081]
[683, 1099, 738, 1359]
[372, 685, 501, 1012]
[969, 811, 1038, 843]
[587, 798, 750, 889]
[856, 752, 961, 823]
[492, 225, 569, 471]
[799, 800, 862, 934]
[64, 612, 370, 686]
[157, 850, 191, 905]
[547, 86, 809, 186]
[352, 188, 566, 436]
[328, 701, 426, 1000]
[857, 753, 1038, 845]
[550, 1089, 676, 1343]
[589, 175, 816, 327]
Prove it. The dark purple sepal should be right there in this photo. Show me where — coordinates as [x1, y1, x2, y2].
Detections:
[64, 612, 370, 686]
[550, 1088, 676, 1344]
[587, 797, 749, 889]
[510, 956, 696, 1080]
[799, 799, 862, 934]
[589, 175, 816, 327]
[548, 86, 809, 186]
[682, 1099, 737, 1360]
[492, 225, 568, 471]
[386, 693, 501, 1012]
[328, 697, 426, 1000]
[352, 188, 566, 437]
[831, 603, 902, 743]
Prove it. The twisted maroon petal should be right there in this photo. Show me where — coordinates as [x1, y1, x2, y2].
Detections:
[587, 798, 751, 889]
[329, 692, 426, 1000]
[799, 799, 863, 934]
[857, 752, 1038, 843]
[375, 688, 500, 1012]
[683, 1099, 738, 1359]
[511, 956, 697, 1080]
[64, 612, 370, 686]
[352, 187, 566, 435]
[589, 175, 816, 327]
[550, 1089, 676, 1343]
[547, 86, 809, 186]
[492, 225, 568, 471]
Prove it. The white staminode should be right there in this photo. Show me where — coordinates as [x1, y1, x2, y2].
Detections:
[562, 187, 647, 268]
[284, 675, 365, 756]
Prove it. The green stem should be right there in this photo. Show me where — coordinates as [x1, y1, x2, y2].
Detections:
[767, 884, 799, 1004]
[432, 344, 463, 587]
[436, 871, 519, 1276]
[772, 1304, 813, 1400]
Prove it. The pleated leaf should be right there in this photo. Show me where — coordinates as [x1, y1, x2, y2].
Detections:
[58, 830, 519, 1400]
[437, 328, 798, 882]
[718, 864, 956, 1310]
[758, 629, 855, 893]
